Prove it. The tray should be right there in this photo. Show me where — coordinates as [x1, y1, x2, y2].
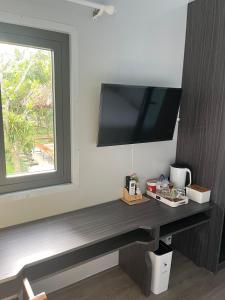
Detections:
[147, 190, 189, 207]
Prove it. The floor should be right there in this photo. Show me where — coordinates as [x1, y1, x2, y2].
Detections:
[48, 252, 225, 300]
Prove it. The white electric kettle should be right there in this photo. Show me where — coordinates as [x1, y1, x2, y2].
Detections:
[170, 164, 192, 188]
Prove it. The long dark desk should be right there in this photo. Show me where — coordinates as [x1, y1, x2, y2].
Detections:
[0, 197, 212, 299]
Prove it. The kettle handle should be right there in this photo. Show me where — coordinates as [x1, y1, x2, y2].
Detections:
[185, 168, 192, 186]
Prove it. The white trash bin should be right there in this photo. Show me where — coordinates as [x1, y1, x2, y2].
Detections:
[149, 241, 173, 295]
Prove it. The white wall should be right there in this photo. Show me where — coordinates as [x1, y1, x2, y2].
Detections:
[0, 0, 188, 293]
[0, 0, 188, 228]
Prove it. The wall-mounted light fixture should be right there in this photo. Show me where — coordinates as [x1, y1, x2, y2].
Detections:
[66, 0, 116, 20]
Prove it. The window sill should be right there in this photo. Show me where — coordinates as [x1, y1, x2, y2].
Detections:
[0, 181, 78, 202]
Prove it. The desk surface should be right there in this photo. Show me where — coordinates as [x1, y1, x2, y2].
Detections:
[0, 198, 212, 285]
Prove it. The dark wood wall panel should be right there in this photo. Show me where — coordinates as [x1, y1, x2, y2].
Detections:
[173, 222, 210, 267]
[175, 0, 225, 272]
[178, 0, 220, 132]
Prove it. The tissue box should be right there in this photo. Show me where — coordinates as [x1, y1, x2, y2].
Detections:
[186, 185, 211, 204]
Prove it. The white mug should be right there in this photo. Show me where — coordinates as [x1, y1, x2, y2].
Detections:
[170, 165, 192, 189]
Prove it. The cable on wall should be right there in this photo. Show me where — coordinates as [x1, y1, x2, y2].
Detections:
[131, 144, 134, 173]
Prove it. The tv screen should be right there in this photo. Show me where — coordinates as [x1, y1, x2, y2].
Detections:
[97, 84, 182, 147]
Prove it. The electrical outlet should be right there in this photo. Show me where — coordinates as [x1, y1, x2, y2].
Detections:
[160, 236, 172, 245]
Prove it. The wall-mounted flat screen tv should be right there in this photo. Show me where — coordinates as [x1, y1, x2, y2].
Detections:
[97, 84, 182, 147]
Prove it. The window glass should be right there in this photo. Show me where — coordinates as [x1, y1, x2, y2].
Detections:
[0, 43, 56, 176]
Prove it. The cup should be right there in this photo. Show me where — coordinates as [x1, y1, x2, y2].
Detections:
[147, 182, 156, 193]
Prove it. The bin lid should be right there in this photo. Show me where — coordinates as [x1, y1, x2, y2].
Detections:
[154, 241, 173, 256]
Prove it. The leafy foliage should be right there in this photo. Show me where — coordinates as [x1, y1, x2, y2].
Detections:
[0, 44, 54, 174]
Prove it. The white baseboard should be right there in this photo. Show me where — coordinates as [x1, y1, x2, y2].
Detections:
[32, 251, 119, 295]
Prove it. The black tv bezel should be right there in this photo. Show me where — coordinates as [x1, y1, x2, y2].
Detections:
[97, 83, 182, 147]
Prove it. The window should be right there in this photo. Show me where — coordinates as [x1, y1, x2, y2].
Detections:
[0, 22, 71, 194]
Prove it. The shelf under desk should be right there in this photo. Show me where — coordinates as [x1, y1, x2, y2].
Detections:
[0, 197, 212, 299]
[160, 212, 210, 237]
